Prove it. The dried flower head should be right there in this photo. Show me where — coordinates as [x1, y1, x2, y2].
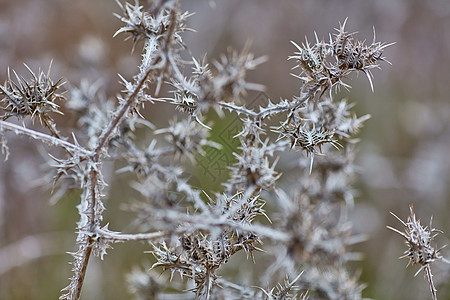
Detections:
[151, 193, 264, 298]
[170, 78, 199, 115]
[0, 63, 65, 136]
[67, 79, 102, 115]
[204, 46, 266, 103]
[169, 46, 265, 121]
[331, 18, 393, 91]
[302, 98, 370, 140]
[277, 123, 341, 173]
[234, 117, 265, 147]
[283, 124, 338, 153]
[114, 0, 189, 48]
[388, 206, 449, 300]
[289, 18, 392, 99]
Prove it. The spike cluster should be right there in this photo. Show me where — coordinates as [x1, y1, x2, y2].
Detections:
[277, 123, 340, 173]
[290, 18, 392, 94]
[0, 63, 65, 136]
[114, 0, 189, 48]
[151, 192, 264, 299]
[388, 206, 449, 300]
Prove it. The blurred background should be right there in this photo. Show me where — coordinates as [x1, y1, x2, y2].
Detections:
[0, 0, 449, 299]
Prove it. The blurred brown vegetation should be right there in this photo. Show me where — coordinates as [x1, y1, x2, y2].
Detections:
[0, 0, 449, 299]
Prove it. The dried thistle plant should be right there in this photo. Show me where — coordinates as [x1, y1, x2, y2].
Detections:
[0, 1, 402, 299]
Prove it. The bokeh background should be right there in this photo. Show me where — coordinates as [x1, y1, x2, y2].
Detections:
[0, 0, 449, 299]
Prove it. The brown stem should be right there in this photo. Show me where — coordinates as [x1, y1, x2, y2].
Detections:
[71, 244, 93, 300]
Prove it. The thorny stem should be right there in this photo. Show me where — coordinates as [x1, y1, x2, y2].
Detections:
[166, 51, 316, 124]
[425, 265, 438, 300]
[67, 166, 99, 300]
[218, 86, 317, 124]
[68, 7, 182, 300]
[203, 270, 213, 300]
[94, 68, 153, 158]
[0, 120, 92, 156]
[68, 70, 154, 300]
[71, 246, 92, 300]
[95, 5, 179, 157]
[97, 228, 169, 242]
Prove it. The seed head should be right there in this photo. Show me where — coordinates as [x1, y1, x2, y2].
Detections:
[277, 123, 341, 173]
[0, 63, 65, 136]
[388, 205, 449, 300]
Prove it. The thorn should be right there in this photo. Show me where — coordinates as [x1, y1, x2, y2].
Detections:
[309, 153, 314, 174]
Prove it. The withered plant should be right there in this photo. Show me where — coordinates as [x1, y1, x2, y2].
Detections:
[1, 1, 446, 300]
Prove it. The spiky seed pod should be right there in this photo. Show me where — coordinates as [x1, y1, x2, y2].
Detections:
[277, 123, 341, 173]
[330, 18, 393, 91]
[0, 63, 65, 137]
[170, 79, 199, 115]
[114, 0, 189, 48]
[290, 40, 325, 78]
[281, 123, 339, 155]
[176, 96, 198, 114]
[301, 98, 371, 140]
[207, 46, 266, 104]
[169, 48, 265, 122]
[388, 206, 445, 272]
[151, 193, 264, 298]
[388, 206, 449, 300]
[192, 56, 212, 83]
